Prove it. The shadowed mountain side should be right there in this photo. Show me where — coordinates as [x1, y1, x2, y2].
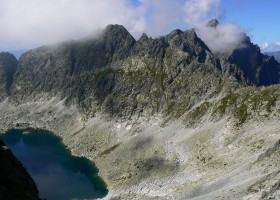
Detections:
[0, 139, 41, 200]
[205, 20, 280, 87]
[228, 37, 280, 86]
[0, 52, 18, 99]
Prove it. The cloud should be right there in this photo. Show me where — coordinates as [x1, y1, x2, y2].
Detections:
[195, 21, 246, 53]
[183, 0, 221, 26]
[0, 0, 145, 51]
[260, 42, 280, 52]
[136, 0, 183, 36]
[137, 0, 224, 37]
[182, 0, 246, 53]
[0, 0, 245, 53]
[261, 42, 270, 50]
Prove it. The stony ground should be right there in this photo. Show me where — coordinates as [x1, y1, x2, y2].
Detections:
[0, 96, 279, 200]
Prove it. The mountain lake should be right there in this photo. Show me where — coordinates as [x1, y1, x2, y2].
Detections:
[1, 128, 108, 200]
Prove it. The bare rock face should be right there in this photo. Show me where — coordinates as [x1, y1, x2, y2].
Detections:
[6, 24, 280, 120]
[0, 52, 17, 100]
[205, 20, 280, 86]
[0, 23, 277, 124]
[9, 25, 223, 119]
[228, 36, 280, 86]
[0, 139, 40, 200]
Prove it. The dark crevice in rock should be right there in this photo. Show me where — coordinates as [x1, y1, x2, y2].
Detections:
[0, 52, 18, 96]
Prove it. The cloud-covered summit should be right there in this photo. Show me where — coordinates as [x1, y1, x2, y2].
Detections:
[0, 0, 245, 53]
[195, 19, 246, 53]
[0, 0, 145, 51]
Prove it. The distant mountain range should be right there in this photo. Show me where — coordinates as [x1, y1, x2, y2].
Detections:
[264, 51, 280, 62]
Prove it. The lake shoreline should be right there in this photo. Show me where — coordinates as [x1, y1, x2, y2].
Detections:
[1, 128, 108, 200]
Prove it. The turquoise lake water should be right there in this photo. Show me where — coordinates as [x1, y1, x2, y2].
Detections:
[1, 129, 108, 200]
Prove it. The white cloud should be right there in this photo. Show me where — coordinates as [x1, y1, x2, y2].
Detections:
[0, 0, 246, 53]
[260, 42, 280, 52]
[0, 0, 145, 51]
[182, 0, 246, 53]
[183, 0, 221, 26]
[261, 42, 270, 50]
[137, 0, 183, 36]
[195, 22, 246, 53]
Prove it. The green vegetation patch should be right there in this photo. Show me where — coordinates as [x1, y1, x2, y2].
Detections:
[213, 86, 279, 124]
[189, 101, 211, 120]
[237, 103, 248, 124]
[251, 88, 278, 112]
[215, 92, 240, 115]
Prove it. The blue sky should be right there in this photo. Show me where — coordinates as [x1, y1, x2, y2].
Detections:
[129, 0, 280, 52]
[0, 0, 279, 52]
[220, 0, 280, 51]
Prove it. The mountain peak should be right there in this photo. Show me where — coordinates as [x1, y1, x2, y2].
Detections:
[206, 19, 220, 28]
[104, 24, 125, 31]
[103, 24, 133, 38]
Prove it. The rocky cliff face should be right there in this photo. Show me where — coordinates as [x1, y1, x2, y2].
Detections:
[0, 27, 229, 117]
[0, 52, 18, 100]
[0, 139, 40, 200]
[206, 20, 280, 87]
[228, 37, 280, 86]
[8, 24, 280, 122]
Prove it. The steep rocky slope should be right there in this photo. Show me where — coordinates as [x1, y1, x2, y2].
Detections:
[208, 20, 280, 87]
[0, 52, 17, 100]
[0, 24, 279, 200]
[0, 139, 41, 200]
[227, 37, 279, 86]
[11, 25, 279, 120]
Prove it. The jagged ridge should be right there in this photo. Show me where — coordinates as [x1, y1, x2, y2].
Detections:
[3, 25, 278, 121]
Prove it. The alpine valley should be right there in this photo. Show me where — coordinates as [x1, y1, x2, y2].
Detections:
[0, 22, 279, 199]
